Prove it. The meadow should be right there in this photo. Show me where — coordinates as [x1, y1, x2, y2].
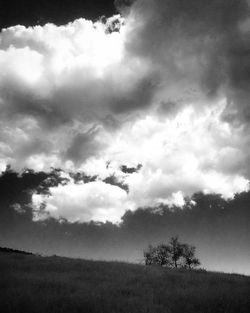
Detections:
[0, 250, 250, 313]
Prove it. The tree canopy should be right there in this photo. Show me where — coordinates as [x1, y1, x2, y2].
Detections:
[144, 236, 200, 269]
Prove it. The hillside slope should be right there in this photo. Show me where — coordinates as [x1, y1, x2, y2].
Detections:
[0, 250, 249, 313]
[0, 247, 33, 255]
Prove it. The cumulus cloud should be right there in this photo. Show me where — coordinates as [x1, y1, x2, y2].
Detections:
[123, 0, 250, 114]
[30, 99, 249, 222]
[0, 15, 158, 170]
[0, 16, 157, 123]
[0, 0, 250, 223]
[32, 180, 133, 223]
[103, 102, 249, 206]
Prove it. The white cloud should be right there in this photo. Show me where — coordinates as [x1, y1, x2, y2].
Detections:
[0, 16, 154, 123]
[0, 15, 156, 172]
[32, 181, 134, 223]
[1, 5, 250, 223]
[72, 100, 249, 220]
[31, 100, 249, 221]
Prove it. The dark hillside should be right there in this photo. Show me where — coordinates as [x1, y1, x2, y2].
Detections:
[0, 251, 250, 313]
[0, 247, 33, 255]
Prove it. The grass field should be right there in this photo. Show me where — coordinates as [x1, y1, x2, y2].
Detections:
[0, 250, 250, 313]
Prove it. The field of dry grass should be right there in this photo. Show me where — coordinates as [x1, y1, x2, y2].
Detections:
[1, 250, 250, 313]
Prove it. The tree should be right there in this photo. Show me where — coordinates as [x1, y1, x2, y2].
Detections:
[144, 245, 157, 265]
[144, 244, 171, 266]
[156, 244, 172, 266]
[169, 236, 183, 268]
[143, 236, 201, 269]
[181, 244, 200, 269]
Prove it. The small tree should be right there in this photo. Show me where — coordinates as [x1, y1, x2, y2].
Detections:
[144, 236, 201, 269]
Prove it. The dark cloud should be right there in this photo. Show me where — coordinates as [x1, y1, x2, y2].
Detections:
[65, 127, 106, 164]
[103, 174, 129, 193]
[114, 0, 136, 15]
[108, 76, 159, 114]
[122, 0, 250, 124]
[120, 164, 142, 174]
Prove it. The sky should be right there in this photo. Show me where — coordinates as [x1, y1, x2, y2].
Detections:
[0, 0, 250, 274]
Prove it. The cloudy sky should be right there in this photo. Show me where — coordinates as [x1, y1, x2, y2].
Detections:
[0, 0, 250, 274]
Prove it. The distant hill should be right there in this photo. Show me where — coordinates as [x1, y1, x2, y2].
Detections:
[0, 252, 249, 313]
[0, 246, 33, 255]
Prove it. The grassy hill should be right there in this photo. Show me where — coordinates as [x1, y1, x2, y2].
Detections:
[0, 250, 250, 313]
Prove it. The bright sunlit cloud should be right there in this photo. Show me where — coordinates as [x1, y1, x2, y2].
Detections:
[32, 180, 134, 223]
[0, 1, 250, 222]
